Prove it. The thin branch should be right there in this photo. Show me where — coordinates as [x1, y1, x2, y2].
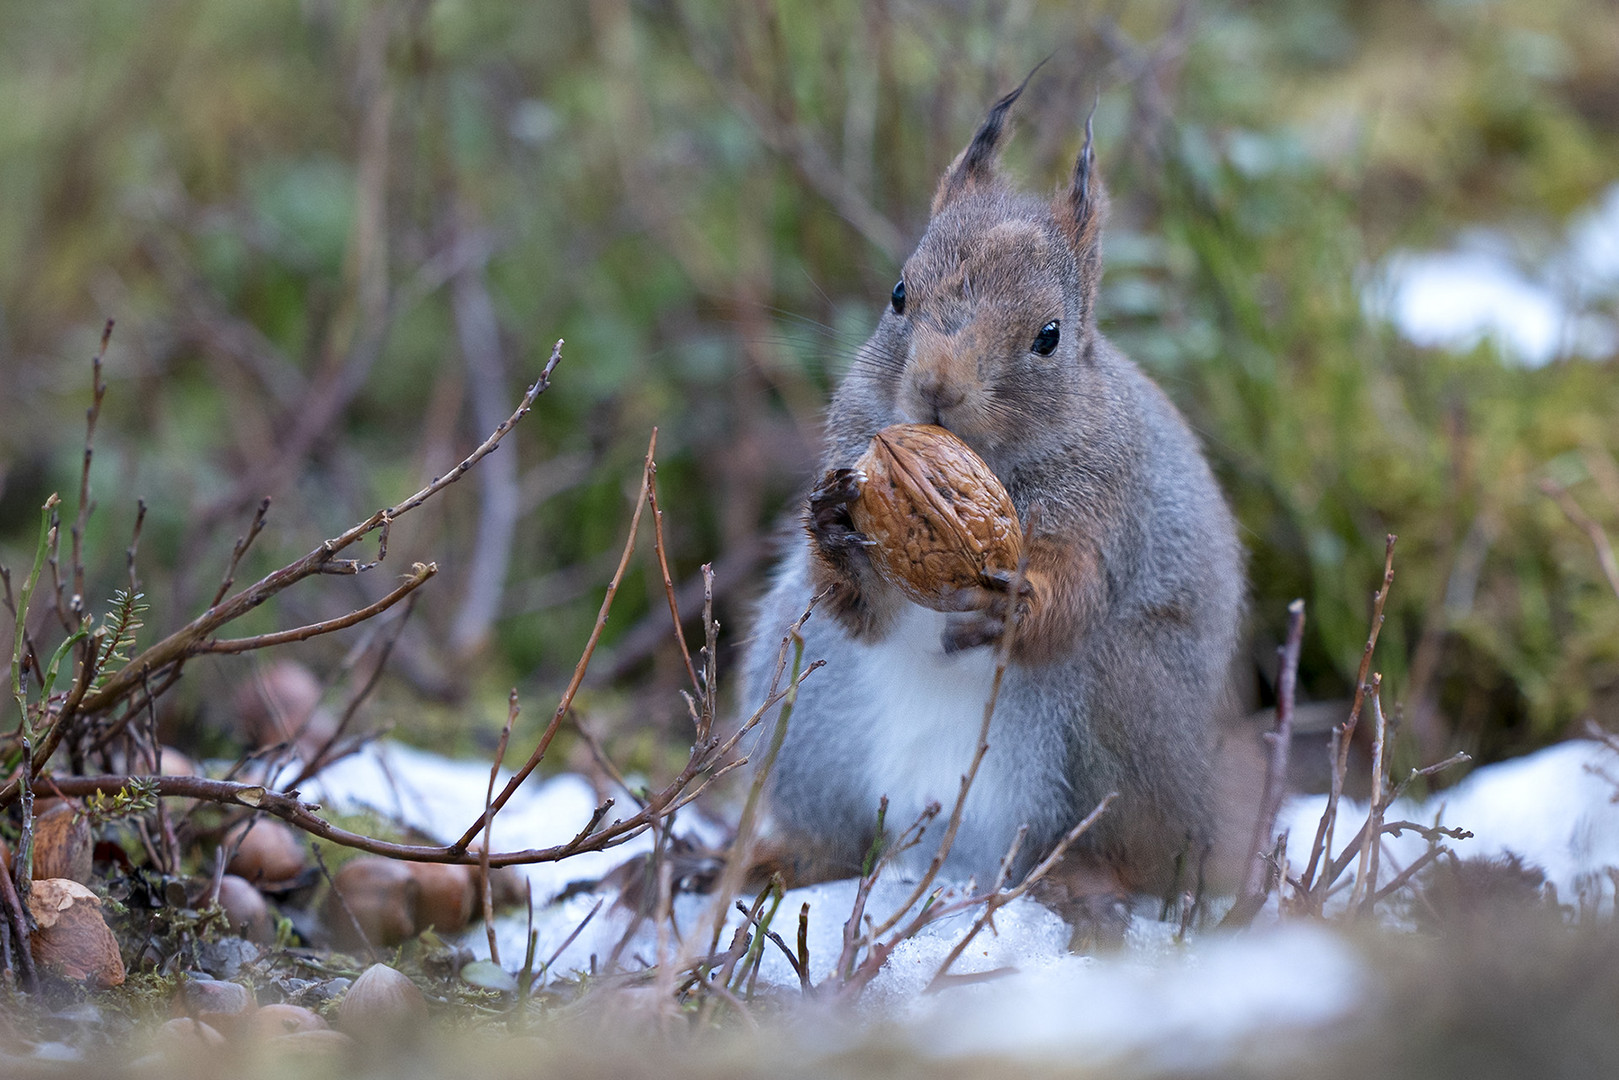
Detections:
[0, 843, 38, 992]
[1302, 535, 1396, 899]
[211, 499, 272, 609]
[1349, 678, 1388, 915]
[868, 512, 1037, 941]
[922, 794, 1116, 994]
[285, 594, 418, 788]
[193, 562, 436, 654]
[447, 222, 522, 657]
[70, 320, 113, 624]
[1540, 477, 1619, 602]
[1224, 598, 1304, 929]
[481, 690, 518, 966]
[647, 460, 699, 691]
[73, 343, 560, 719]
[452, 424, 656, 853]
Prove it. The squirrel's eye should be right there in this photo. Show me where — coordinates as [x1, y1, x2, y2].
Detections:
[891, 280, 906, 315]
[1032, 320, 1061, 356]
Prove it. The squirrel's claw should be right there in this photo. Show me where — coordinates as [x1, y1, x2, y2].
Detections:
[808, 468, 871, 552]
[979, 567, 1036, 596]
[942, 573, 1038, 652]
[941, 610, 1005, 653]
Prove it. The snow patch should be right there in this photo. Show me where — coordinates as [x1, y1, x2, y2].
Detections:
[1373, 183, 1619, 365]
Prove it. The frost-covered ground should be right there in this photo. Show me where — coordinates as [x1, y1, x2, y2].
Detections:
[305, 734, 1619, 1069]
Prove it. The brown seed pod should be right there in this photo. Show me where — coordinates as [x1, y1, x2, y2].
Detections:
[225, 818, 308, 888]
[325, 857, 420, 949]
[232, 659, 336, 755]
[269, 1028, 358, 1059]
[150, 1016, 228, 1057]
[336, 963, 429, 1042]
[252, 1002, 329, 1039]
[26, 878, 126, 988]
[177, 976, 256, 1036]
[846, 423, 1023, 609]
[30, 802, 92, 884]
[407, 862, 476, 933]
[215, 874, 275, 943]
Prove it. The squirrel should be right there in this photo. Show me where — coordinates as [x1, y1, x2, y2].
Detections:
[740, 79, 1246, 922]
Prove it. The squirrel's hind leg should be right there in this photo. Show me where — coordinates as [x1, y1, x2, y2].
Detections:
[1027, 851, 1135, 952]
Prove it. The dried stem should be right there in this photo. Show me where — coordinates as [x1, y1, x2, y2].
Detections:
[923, 793, 1116, 993]
[482, 690, 518, 965]
[866, 517, 1036, 941]
[648, 460, 699, 691]
[837, 791, 1114, 999]
[1540, 477, 1619, 602]
[70, 342, 562, 722]
[285, 595, 418, 788]
[1224, 597, 1304, 929]
[1302, 535, 1396, 898]
[0, 847, 38, 993]
[193, 562, 436, 654]
[210, 499, 272, 609]
[452, 424, 656, 853]
[70, 320, 114, 627]
[1349, 677, 1387, 914]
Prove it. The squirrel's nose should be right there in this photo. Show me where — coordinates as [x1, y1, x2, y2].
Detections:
[915, 378, 966, 415]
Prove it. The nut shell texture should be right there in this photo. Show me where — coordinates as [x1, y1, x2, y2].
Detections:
[848, 424, 1022, 608]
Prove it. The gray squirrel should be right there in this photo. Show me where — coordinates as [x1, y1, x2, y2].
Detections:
[741, 80, 1245, 908]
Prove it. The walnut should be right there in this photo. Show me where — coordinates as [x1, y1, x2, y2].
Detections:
[847, 423, 1022, 609]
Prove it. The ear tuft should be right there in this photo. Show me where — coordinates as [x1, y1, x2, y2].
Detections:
[1056, 100, 1106, 250]
[1054, 100, 1110, 334]
[931, 63, 1046, 215]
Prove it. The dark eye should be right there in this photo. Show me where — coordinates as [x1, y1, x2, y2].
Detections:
[891, 280, 906, 315]
[1032, 320, 1060, 356]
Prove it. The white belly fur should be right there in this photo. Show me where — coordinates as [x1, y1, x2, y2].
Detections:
[856, 604, 1035, 881]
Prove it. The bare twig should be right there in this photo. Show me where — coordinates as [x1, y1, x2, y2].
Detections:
[482, 690, 518, 965]
[210, 499, 272, 609]
[448, 221, 522, 658]
[1540, 477, 1619, 602]
[285, 595, 419, 787]
[193, 563, 436, 654]
[697, 602, 820, 970]
[542, 897, 603, 981]
[63, 343, 561, 725]
[0, 847, 38, 993]
[452, 424, 656, 853]
[868, 512, 1038, 941]
[1224, 598, 1304, 929]
[922, 794, 1116, 994]
[1301, 535, 1396, 900]
[732, 896, 806, 991]
[1349, 678, 1388, 915]
[70, 320, 114, 629]
[647, 459, 699, 691]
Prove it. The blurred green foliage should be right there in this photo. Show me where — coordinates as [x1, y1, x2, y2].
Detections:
[0, 0, 1616, 773]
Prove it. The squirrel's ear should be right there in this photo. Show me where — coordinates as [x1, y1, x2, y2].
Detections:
[931, 72, 1036, 215]
[1055, 107, 1108, 316]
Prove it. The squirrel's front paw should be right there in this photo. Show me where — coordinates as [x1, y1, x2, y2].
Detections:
[807, 468, 872, 553]
[941, 609, 1005, 653]
[939, 570, 1034, 653]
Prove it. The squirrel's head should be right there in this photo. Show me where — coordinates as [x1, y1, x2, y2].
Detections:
[869, 77, 1109, 460]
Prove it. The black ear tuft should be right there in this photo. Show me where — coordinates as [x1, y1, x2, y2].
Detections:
[1053, 95, 1109, 341]
[1069, 98, 1101, 243]
[931, 61, 1048, 214]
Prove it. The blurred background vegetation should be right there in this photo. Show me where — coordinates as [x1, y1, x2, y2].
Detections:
[1, 0, 1616, 786]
